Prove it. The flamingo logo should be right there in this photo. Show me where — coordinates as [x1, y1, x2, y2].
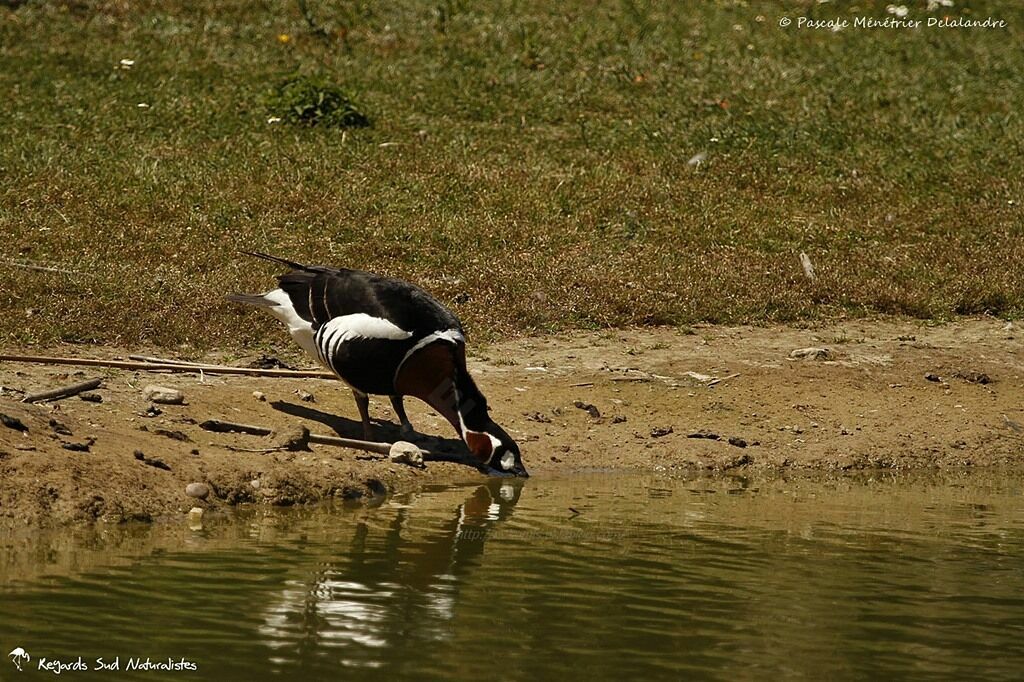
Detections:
[8, 647, 30, 672]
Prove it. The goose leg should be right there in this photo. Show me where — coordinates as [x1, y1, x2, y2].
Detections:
[390, 395, 415, 436]
[352, 390, 374, 441]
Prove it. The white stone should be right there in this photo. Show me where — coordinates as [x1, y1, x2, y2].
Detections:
[789, 347, 833, 361]
[389, 441, 424, 467]
[142, 385, 184, 404]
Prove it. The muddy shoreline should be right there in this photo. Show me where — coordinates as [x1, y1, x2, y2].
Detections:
[1, 318, 1021, 525]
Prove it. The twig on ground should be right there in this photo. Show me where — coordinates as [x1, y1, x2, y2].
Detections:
[198, 418, 472, 463]
[23, 378, 103, 403]
[0, 354, 336, 379]
[128, 354, 199, 366]
[202, 419, 392, 454]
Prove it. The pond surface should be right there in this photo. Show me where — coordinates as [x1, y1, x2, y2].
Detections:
[2, 472, 1024, 680]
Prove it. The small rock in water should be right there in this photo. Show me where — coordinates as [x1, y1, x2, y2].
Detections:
[252, 391, 267, 402]
[185, 482, 209, 499]
[389, 441, 425, 468]
[79, 392, 103, 403]
[143, 385, 185, 405]
[789, 347, 833, 361]
[187, 506, 204, 530]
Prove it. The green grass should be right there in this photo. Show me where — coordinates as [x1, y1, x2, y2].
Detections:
[1, 0, 1022, 348]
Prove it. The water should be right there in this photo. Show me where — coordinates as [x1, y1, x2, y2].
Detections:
[2, 472, 1024, 680]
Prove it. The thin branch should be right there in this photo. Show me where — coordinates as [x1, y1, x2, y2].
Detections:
[128, 354, 201, 366]
[23, 377, 103, 403]
[0, 354, 336, 379]
[199, 418, 475, 465]
[200, 418, 390, 454]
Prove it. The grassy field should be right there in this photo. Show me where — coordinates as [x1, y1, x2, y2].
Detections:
[1, 0, 1022, 349]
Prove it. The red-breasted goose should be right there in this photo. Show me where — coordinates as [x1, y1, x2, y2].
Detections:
[229, 252, 527, 477]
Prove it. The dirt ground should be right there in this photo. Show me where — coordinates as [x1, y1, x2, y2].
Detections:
[1, 318, 1022, 525]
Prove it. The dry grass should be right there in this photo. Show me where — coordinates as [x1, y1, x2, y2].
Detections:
[1, 0, 1022, 349]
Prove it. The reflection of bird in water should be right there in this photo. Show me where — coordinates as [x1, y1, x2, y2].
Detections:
[230, 252, 527, 477]
[259, 479, 525, 669]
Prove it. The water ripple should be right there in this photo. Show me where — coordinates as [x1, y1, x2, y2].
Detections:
[2, 474, 1024, 680]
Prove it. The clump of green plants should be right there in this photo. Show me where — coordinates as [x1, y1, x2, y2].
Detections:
[265, 74, 370, 128]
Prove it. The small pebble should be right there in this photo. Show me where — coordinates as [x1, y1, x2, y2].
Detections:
[925, 373, 941, 382]
[253, 391, 267, 402]
[61, 438, 95, 452]
[389, 441, 425, 468]
[295, 390, 315, 402]
[790, 347, 833, 361]
[953, 370, 991, 385]
[134, 450, 171, 471]
[79, 392, 103, 403]
[143, 385, 184, 405]
[1, 413, 27, 432]
[273, 425, 310, 451]
[185, 482, 210, 499]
